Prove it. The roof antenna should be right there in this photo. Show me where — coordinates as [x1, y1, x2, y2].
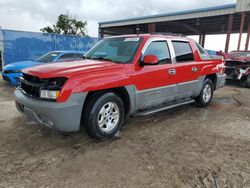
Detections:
[136, 25, 140, 35]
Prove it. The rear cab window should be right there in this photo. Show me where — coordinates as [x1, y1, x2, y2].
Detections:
[172, 41, 194, 63]
[195, 42, 211, 60]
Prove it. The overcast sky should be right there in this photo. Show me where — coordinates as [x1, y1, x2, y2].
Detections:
[1, 0, 246, 51]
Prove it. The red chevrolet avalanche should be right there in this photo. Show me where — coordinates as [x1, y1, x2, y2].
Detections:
[15, 34, 226, 139]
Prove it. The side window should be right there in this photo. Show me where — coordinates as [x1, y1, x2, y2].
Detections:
[57, 53, 75, 61]
[144, 41, 171, 64]
[172, 41, 194, 63]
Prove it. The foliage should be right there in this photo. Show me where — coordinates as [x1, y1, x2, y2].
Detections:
[41, 13, 87, 36]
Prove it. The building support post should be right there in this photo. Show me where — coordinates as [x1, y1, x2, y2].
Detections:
[201, 34, 206, 47]
[199, 34, 202, 44]
[148, 23, 156, 33]
[245, 23, 250, 51]
[98, 26, 104, 38]
[237, 13, 246, 51]
[225, 15, 233, 53]
[199, 34, 205, 47]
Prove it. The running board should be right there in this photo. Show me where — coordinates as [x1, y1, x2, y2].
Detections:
[135, 99, 195, 116]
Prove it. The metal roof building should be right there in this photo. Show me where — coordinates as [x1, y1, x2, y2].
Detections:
[99, 0, 250, 52]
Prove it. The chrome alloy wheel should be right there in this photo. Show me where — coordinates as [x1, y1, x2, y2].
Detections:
[97, 102, 120, 133]
[203, 84, 212, 103]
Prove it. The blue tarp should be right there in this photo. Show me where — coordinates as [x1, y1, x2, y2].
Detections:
[0, 29, 98, 66]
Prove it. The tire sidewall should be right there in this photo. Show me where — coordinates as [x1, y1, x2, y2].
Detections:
[199, 79, 214, 106]
[87, 93, 124, 139]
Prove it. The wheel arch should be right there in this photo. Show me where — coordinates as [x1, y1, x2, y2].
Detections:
[205, 74, 217, 90]
[83, 86, 132, 116]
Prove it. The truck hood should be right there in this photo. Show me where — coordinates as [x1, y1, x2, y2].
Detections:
[226, 54, 250, 62]
[23, 59, 126, 78]
[4, 60, 42, 71]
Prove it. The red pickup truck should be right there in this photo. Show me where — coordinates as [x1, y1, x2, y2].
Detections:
[15, 34, 226, 139]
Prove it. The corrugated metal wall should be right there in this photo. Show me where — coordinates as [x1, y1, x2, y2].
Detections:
[236, 0, 250, 12]
[100, 6, 236, 28]
[0, 29, 98, 67]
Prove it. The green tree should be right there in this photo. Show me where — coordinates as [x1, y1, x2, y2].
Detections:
[41, 13, 87, 36]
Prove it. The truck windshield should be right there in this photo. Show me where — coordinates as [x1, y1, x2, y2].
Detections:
[36, 52, 60, 63]
[85, 37, 142, 63]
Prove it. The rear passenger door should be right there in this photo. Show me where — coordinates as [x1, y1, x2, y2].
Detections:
[171, 40, 201, 99]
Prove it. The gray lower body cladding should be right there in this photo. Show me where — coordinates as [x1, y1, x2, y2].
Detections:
[216, 74, 226, 89]
[14, 74, 226, 132]
[126, 74, 226, 113]
[15, 88, 87, 132]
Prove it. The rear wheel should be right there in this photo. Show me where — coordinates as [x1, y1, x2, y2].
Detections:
[83, 92, 125, 140]
[195, 79, 214, 107]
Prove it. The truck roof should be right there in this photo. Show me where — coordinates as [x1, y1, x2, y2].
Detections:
[106, 33, 188, 40]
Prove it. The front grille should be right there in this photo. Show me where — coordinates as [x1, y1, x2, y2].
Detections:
[20, 74, 42, 98]
[225, 67, 236, 76]
[21, 82, 40, 98]
[3, 70, 11, 74]
[225, 61, 237, 78]
[20, 74, 67, 101]
[23, 73, 42, 84]
[225, 61, 238, 67]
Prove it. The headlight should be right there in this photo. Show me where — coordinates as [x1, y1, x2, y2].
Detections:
[40, 90, 60, 100]
[39, 78, 67, 100]
[3, 70, 21, 74]
[42, 77, 68, 90]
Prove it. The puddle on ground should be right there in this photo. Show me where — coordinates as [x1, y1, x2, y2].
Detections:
[210, 97, 240, 109]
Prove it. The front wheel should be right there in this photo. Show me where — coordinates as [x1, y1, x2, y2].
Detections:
[83, 92, 125, 140]
[195, 79, 214, 107]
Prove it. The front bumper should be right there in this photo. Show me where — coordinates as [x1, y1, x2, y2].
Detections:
[15, 88, 87, 132]
[216, 73, 226, 89]
[2, 72, 22, 85]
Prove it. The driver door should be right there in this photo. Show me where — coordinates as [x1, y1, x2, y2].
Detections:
[133, 39, 177, 111]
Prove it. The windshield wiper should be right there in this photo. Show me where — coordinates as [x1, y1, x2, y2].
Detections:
[82, 55, 91, 60]
[91, 56, 119, 63]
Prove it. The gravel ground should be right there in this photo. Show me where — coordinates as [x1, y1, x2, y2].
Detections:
[0, 78, 250, 188]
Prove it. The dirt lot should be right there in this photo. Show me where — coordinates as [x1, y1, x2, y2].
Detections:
[0, 78, 250, 188]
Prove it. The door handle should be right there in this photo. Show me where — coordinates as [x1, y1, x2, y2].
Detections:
[192, 67, 198, 72]
[168, 69, 176, 75]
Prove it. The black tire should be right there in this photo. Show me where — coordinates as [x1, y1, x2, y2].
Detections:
[83, 92, 125, 140]
[246, 75, 250, 88]
[195, 79, 214, 107]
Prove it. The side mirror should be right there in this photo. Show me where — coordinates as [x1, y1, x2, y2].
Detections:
[142, 55, 158, 65]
